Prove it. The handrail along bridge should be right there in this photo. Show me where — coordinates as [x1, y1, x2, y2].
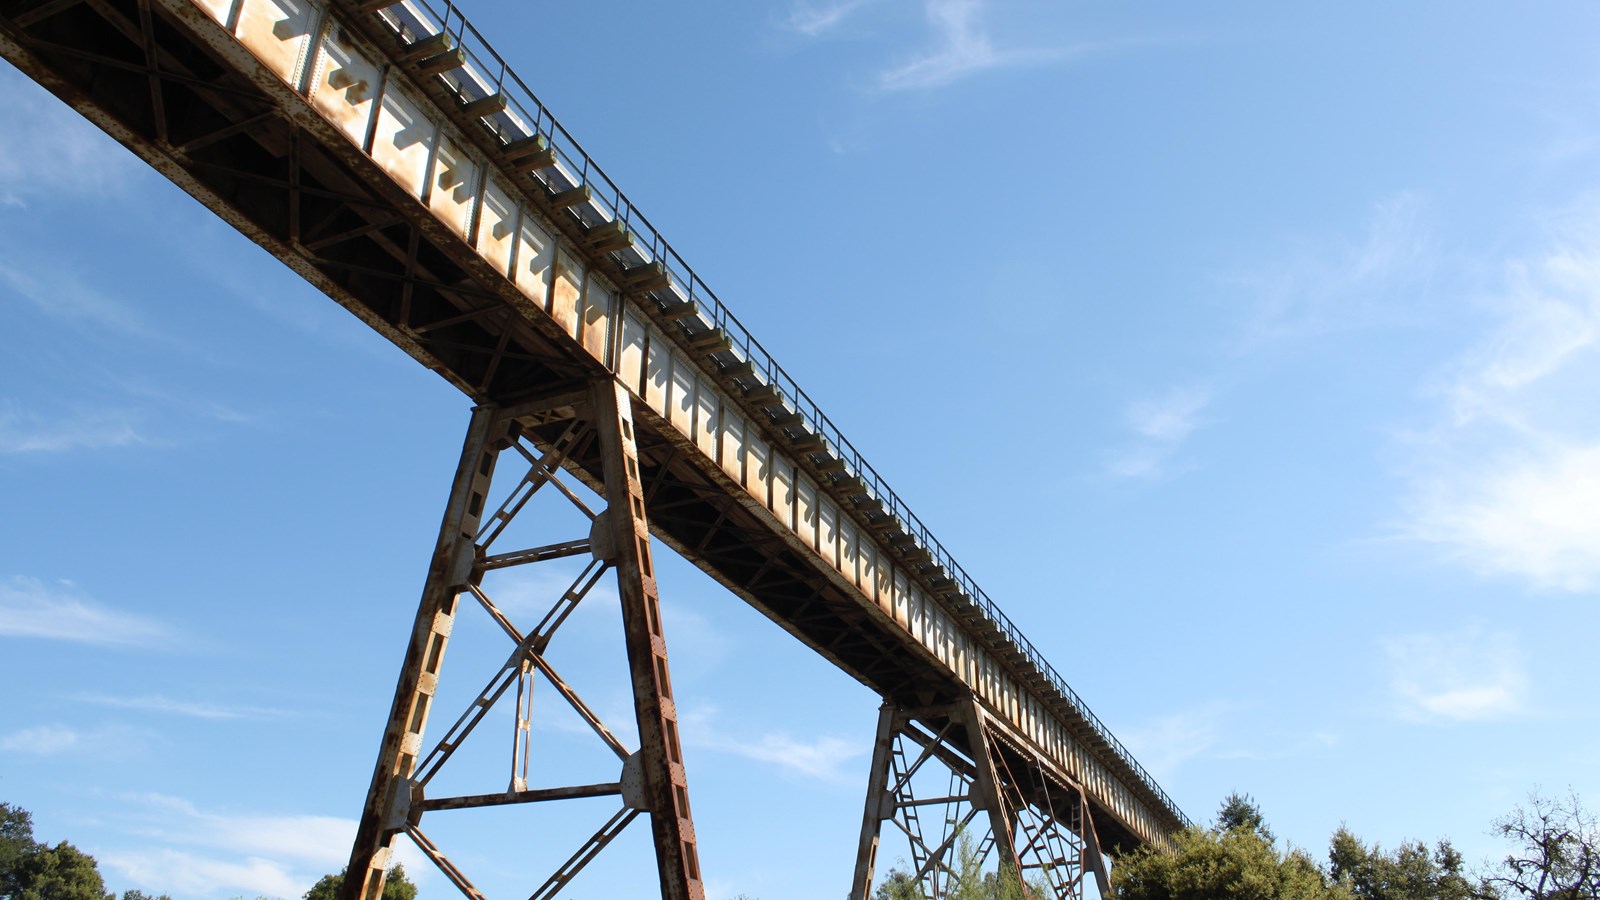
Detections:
[0, 0, 1191, 895]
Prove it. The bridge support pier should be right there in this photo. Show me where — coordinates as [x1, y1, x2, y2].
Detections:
[340, 383, 704, 900]
[849, 698, 1111, 900]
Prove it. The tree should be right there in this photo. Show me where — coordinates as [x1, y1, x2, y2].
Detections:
[872, 868, 922, 900]
[11, 840, 109, 900]
[1485, 790, 1599, 900]
[121, 891, 174, 900]
[0, 803, 38, 898]
[868, 836, 1036, 900]
[304, 864, 418, 900]
[1328, 827, 1476, 900]
[1116, 804, 1350, 900]
[1218, 792, 1277, 844]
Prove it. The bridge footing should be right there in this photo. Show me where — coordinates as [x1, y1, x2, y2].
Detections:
[849, 699, 1111, 900]
[340, 384, 705, 900]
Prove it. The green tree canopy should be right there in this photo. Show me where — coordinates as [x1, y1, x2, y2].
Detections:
[1218, 792, 1277, 844]
[1116, 826, 1349, 900]
[1327, 827, 1475, 900]
[0, 803, 38, 898]
[11, 840, 108, 900]
[303, 864, 417, 900]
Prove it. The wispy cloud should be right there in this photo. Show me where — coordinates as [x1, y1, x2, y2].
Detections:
[100, 793, 429, 899]
[1395, 202, 1600, 592]
[1118, 702, 1339, 780]
[105, 849, 308, 900]
[70, 693, 290, 721]
[1107, 384, 1214, 480]
[0, 66, 136, 202]
[1115, 703, 1227, 781]
[1383, 622, 1529, 722]
[0, 401, 148, 453]
[1405, 441, 1600, 592]
[784, 0, 873, 37]
[3, 724, 85, 754]
[1, 723, 149, 755]
[1231, 192, 1436, 346]
[0, 576, 173, 647]
[875, 0, 1061, 92]
[0, 256, 156, 336]
[681, 706, 862, 782]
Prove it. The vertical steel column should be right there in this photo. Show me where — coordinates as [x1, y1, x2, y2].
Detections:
[1080, 793, 1111, 898]
[849, 703, 899, 900]
[589, 380, 705, 900]
[342, 405, 503, 900]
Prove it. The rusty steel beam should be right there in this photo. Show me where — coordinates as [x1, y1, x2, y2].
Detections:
[342, 404, 503, 900]
[587, 379, 706, 900]
[850, 703, 898, 900]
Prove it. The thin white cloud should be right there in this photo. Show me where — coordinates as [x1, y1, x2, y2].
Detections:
[1383, 623, 1529, 722]
[1129, 385, 1212, 443]
[2, 724, 84, 754]
[103, 793, 429, 899]
[71, 693, 290, 721]
[1406, 442, 1600, 592]
[0, 257, 156, 336]
[1107, 384, 1214, 480]
[680, 706, 862, 782]
[0, 401, 148, 453]
[0, 66, 136, 201]
[1115, 704, 1225, 782]
[1396, 203, 1600, 592]
[785, 0, 873, 37]
[729, 733, 861, 781]
[102, 848, 306, 900]
[1231, 192, 1435, 346]
[0, 576, 173, 647]
[0, 723, 149, 755]
[1119, 703, 1338, 779]
[875, 0, 1064, 92]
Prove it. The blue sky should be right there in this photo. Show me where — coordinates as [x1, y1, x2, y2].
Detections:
[4, 1, 1600, 898]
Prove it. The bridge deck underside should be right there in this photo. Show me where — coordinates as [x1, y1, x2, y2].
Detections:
[0, 0, 1171, 856]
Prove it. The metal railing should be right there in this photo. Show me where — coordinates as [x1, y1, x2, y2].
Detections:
[365, 0, 1190, 831]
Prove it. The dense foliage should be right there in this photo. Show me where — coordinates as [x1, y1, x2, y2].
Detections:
[1115, 826, 1344, 900]
[1111, 791, 1600, 900]
[0, 802, 121, 900]
[302, 865, 417, 900]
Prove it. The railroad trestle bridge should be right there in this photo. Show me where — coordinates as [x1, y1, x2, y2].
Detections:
[0, 0, 1191, 895]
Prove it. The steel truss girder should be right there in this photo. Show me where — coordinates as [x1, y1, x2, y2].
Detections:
[850, 699, 1108, 900]
[340, 389, 704, 900]
[3, 0, 596, 405]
